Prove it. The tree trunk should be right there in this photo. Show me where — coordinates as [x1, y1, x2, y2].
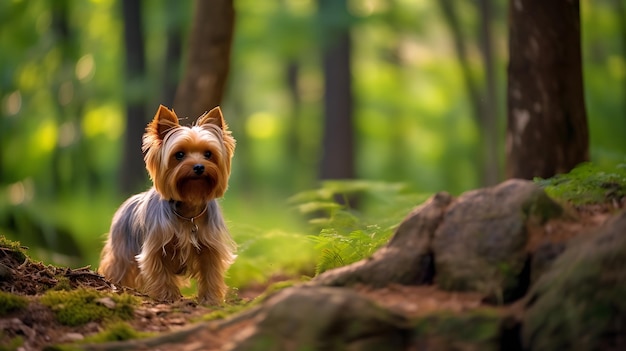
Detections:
[439, 0, 500, 186]
[286, 60, 303, 191]
[318, 0, 355, 181]
[120, 0, 148, 195]
[160, 0, 183, 108]
[506, 0, 589, 179]
[173, 0, 234, 119]
[478, 0, 500, 185]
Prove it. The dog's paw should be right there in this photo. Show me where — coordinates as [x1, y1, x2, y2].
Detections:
[152, 288, 182, 303]
[197, 294, 224, 306]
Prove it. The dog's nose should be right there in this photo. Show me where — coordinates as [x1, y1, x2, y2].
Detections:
[193, 164, 205, 175]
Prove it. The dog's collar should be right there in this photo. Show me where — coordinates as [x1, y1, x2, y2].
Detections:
[170, 202, 208, 234]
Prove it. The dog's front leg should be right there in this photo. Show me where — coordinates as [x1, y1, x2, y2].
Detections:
[136, 245, 181, 302]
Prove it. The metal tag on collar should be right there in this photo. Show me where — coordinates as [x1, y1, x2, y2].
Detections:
[190, 217, 199, 234]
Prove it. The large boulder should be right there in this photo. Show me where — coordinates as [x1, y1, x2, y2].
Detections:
[522, 209, 626, 350]
[315, 179, 562, 304]
[433, 179, 561, 302]
[229, 286, 411, 351]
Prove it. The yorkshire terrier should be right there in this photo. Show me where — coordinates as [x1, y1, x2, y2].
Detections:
[99, 105, 236, 304]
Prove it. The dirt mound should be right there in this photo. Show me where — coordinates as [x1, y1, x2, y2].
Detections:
[0, 241, 235, 350]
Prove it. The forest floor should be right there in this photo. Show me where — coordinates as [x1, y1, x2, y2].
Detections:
[0, 201, 622, 350]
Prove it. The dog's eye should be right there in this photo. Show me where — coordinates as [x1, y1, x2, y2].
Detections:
[174, 151, 185, 160]
[204, 151, 212, 159]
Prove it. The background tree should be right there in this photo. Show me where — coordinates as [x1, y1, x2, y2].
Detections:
[318, 0, 354, 181]
[120, 0, 148, 195]
[439, 0, 500, 186]
[506, 0, 589, 179]
[173, 0, 234, 119]
[160, 0, 184, 108]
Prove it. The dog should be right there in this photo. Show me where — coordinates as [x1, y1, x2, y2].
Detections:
[99, 105, 236, 304]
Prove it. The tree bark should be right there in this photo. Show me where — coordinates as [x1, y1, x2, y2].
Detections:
[160, 0, 183, 108]
[120, 0, 148, 195]
[318, 0, 355, 181]
[506, 0, 589, 179]
[478, 0, 500, 185]
[173, 0, 234, 119]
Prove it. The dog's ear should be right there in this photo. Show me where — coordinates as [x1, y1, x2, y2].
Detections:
[197, 106, 235, 156]
[147, 105, 179, 140]
[197, 106, 228, 131]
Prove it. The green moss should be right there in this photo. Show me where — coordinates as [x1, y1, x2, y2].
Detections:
[0, 334, 23, 351]
[413, 309, 502, 350]
[0, 236, 27, 264]
[523, 213, 626, 350]
[40, 288, 138, 326]
[202, 304, 248, 321]
[52, 276, 72, 291]
[83, 322, 152, 343]
[202, 280, 303, 321]
[0, 291, 28, 316]
[535, 162, 626, 205]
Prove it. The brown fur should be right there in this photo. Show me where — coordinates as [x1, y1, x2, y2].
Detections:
[99, 105, 236, 304]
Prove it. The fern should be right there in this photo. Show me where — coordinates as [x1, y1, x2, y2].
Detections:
[291, 180, 429, 275]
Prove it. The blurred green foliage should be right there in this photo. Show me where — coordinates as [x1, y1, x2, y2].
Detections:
[0, 0, 625, 287]
[290, 180, 428, 274]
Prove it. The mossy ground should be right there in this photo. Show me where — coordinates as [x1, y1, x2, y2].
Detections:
[202, 279, 301, 321]
[413, 309, 502, 349]
[0, 236, 27, 264]
[83, 322, 154, 343]
[0, 291, 28, 316]
[39, 288, 139, 327]
[535, 162, 626, 205]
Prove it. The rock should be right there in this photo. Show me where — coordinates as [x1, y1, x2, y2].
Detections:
[95, 297, 116, 309]
[313, 180, 563, 305]
[433, 179, 561, 302]
[229, 286, 411, 351]
[522, 209, 626, 350]
[411, 309, 510, 351]
[62, 332, 85, 342]
[529, 242, 565, 283]
[314, 192, 453, 287]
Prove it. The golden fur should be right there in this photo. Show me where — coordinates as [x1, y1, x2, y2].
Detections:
[99, 105, 236, 304]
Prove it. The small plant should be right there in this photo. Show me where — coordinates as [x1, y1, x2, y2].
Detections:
[0, 291, 28, 316]
[40, 288, 138, 326]
[290, 180, 429, 275]
[535, 162, 626, 205]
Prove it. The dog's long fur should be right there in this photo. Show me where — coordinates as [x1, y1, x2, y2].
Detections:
[99, 105, 236, 304]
